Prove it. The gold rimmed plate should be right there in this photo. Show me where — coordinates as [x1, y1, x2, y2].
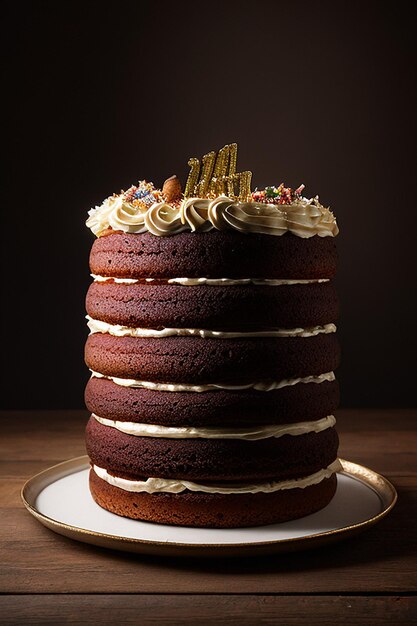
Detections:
[21, 456, 397, 557]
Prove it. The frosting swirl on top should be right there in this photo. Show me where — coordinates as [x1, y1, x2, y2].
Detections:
[86, 196, 146, 235]
[87, 194, 338, 238]
[180, 198, 213, 232]
[210, 196, 338, 237]
[144, 202, 186, 236]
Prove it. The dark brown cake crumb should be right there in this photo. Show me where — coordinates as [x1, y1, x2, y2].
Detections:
[90, 231, 337, 279]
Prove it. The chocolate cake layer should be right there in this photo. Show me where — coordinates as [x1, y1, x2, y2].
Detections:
[90, 231, 337, 279]
[85, 333, 341, 383]
[89, 469, 337, 527]
[85, 376, 339, 427]
[86, 281, 339, 330]
[86, 416, 339, 481]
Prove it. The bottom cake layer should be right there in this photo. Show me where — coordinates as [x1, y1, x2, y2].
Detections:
[89, 468, 338, 528]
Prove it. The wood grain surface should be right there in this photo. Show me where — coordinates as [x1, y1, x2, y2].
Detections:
[1, 409, 416, 624]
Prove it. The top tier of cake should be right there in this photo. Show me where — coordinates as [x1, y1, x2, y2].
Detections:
[86, 140, 338, 246]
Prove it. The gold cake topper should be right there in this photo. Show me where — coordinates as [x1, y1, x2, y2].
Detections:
[184, 143, 252, 201]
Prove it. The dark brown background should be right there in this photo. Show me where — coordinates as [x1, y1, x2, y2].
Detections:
[2, 0, 416, 409]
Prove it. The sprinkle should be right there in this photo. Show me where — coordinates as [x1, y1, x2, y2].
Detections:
[251, 182, 305, 205]
[122, 181, 162, 208]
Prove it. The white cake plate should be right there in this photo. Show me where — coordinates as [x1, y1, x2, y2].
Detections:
[21, 456, 397, 557]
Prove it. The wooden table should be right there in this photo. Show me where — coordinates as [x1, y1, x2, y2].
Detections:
[1, 409, 416, 624]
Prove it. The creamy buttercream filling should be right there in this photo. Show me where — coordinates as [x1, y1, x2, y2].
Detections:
[90, 371, 335, 393]
[92, 413, 336, 440]
[92, 459, 342, 494]
[86, 316, 336, 339]
[91, 274, 330, 286]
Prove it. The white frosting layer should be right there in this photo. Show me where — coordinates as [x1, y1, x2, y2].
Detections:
[91, 274, 330, 286]
[92, 413, 336, 440]
[86, 316, 336, 339]
[93, 459, 342, 494]
[90, 371, 336, 393]
[87, 194, 338, 238]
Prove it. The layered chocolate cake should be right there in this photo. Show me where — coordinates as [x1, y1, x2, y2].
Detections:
[84, 144, 341, 527]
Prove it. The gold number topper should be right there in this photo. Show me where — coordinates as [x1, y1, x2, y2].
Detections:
[184, 143, 252, 202]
